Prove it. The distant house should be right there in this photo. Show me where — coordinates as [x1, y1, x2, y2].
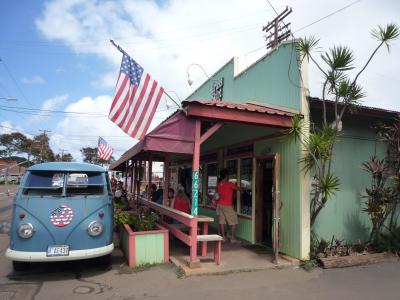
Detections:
[0, 161, 27, 182]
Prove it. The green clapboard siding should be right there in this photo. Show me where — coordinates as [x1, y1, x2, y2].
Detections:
[313, 137, 387, 242]
[198, 207, 253, 242]
[255, 136, 302, 259]
[135, 234, 165, 266]
[186, 42, 300, 111]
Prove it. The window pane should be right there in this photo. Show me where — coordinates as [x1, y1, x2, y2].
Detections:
[240, 158, 252, 215]
[23, 171, 63, 196]
[206, 163, 217, 206]
[66, 172, 104, 196]
[226, 160, 238, 208]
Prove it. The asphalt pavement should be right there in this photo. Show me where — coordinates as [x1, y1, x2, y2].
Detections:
[0, 184, 399, 300]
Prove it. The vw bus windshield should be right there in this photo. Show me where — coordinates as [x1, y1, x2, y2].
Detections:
[23, 171, 105, 196]
[66, 172, 104, 196]
[23, 171, 64, 196]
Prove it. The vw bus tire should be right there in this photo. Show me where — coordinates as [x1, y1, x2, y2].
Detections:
[12, 261, 30, 272]
[97, 254, 111, 267]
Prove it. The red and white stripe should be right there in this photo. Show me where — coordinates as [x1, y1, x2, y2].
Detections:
[108, 72, 164, 140]
[98, 143, 113, 160]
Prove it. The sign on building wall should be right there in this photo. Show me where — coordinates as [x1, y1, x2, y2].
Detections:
[212, 78, 224, 101]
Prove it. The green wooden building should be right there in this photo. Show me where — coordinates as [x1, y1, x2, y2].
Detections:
[112, 41, 398, 260]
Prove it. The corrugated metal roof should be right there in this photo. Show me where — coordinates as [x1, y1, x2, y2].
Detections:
[309, 97, 399, 117]
[182, 100, 297, 117]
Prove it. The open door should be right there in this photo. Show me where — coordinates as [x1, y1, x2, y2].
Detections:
[272, 153, 280, 264]
[255, 153, 280, 263]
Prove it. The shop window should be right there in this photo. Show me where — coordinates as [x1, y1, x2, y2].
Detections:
[205, 163, 218, 206]
[240, 158, 253, 215]
[226, 159, 238, 209]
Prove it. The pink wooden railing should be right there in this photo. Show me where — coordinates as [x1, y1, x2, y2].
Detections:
[137, 196, 199, 265]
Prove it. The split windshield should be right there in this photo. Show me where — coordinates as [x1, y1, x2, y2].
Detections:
[23, 171, 104, 196]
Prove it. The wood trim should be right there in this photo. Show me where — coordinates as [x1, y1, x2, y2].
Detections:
[200, 122, 223, 144]
[186, 104, 293, 128]
[237, 214, 252, 220]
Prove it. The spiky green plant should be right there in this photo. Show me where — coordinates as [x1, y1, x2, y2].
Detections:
[290, 23, 399, 227]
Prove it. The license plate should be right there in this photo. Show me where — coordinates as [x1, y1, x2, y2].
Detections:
[47, 245, 69, 257]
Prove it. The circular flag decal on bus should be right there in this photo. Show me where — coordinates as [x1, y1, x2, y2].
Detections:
[50, 205, 74, 227]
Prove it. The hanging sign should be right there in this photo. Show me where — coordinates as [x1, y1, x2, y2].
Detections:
[211, 78, 224, 101]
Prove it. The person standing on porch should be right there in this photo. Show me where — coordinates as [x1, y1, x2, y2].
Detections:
[217, 168, 240, 243]
[171, 185, 191, 214]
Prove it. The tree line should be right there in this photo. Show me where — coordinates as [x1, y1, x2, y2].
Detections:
[0, 132, 114, 165]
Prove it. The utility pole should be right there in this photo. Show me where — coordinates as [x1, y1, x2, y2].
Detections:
[38, 129, 51, 162]
[262, 6, 292, 50]
[59, 148, 66, 161]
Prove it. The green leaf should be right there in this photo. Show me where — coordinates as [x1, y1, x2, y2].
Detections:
[371, 23, 400, 51]
[321, 46, 355, 71]
[320, 173, 340, 199]
[296, 36, 320, 62]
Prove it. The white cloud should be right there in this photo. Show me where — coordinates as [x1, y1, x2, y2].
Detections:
[56, 67, 65, 74]
[21, 75, 46, 85]
[35, 0, 400, 162]
[35, 0, 400, 111]
[30, 94, 68, 123]
[48, 94, 177, 162]
[0, 121, 32, 138]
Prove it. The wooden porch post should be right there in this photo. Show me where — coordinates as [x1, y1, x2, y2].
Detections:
[147, 159, 152, 201]
[191, 120, 201, 216]
[163, 156, 170, 206]
[124, 161, 128, 189]
[132, 161, 137, 201]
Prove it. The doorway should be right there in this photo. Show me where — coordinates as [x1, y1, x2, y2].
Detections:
[255, 158, 274, 246]
[255, 154, 280, 262]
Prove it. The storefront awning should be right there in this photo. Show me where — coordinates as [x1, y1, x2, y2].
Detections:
[110, 100, 297, 171]
[110, 110, 196, 170]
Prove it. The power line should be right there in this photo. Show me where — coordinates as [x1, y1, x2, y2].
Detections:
[0, 8, 278, 48]
[246, 0, 363, 56]
[0, 103, 175, 118]
[0, 58, 33, 106]
[293, 0, 362, 34]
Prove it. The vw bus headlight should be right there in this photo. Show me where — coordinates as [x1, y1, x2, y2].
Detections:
[18, 223, 34, 239]
[87, 221, 103, 237]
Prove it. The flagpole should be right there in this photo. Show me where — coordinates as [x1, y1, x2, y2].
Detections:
[109, 39, 181, 108]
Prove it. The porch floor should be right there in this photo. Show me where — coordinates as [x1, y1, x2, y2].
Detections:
[169, 238, 293, 276]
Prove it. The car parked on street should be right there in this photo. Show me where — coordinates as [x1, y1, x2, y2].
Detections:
[6, 162, 114, 271]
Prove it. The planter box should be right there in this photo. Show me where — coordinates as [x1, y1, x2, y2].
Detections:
[120, 223, 169, 268]
[319, 252, 398, 269]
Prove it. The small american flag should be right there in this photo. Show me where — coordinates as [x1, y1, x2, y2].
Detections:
[108, 49, 164, 140]
[98, 137, 114, 161]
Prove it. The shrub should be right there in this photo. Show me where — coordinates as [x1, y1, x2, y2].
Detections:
[370, 226, 400, 254]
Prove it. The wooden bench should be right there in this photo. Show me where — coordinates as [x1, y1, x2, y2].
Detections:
[197, 234, 223, 265]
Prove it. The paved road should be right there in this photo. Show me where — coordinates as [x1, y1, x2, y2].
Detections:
[0, 184, 399, 300]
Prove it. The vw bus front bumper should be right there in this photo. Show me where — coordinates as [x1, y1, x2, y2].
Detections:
[5, 243, 114, 262]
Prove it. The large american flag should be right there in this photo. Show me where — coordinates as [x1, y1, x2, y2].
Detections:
[108, 50, 164, 140]
[98, 137, 114, 161]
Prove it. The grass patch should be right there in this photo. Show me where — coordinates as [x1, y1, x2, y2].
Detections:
[175, 266, 186, 279]
[301, 259, 318, 271]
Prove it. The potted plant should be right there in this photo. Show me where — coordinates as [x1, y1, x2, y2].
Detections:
[115, 210, 169, 268]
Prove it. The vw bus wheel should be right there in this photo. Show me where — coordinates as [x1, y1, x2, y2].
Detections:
[97, 254, 111, 267]
[12, 261, 30, 272]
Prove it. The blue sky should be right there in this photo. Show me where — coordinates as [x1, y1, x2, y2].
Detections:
[0, 0, 399, 161]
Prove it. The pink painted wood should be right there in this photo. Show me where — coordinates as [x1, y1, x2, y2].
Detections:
[140, 198, 198, 264]
[123, 223, 169, 268]
[163, 156, 169, 205]
[201, 222, 208, 257]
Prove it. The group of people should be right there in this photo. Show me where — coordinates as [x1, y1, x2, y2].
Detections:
[157, 168, 240, 243]
[149, 183, 192, 215]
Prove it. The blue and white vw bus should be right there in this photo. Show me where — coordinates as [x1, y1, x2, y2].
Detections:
[6, 162, 114, 271]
